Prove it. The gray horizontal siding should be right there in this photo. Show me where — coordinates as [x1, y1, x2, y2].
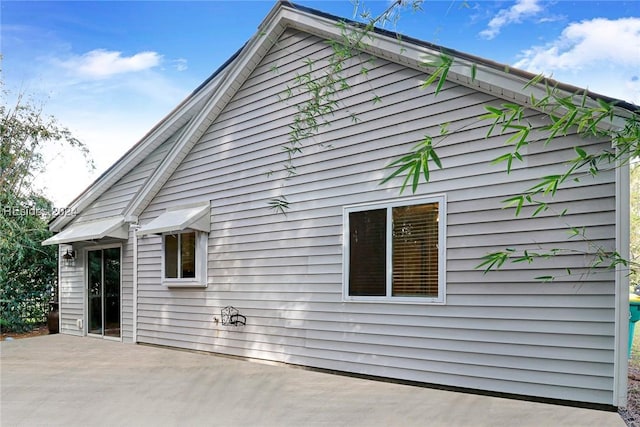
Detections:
[73, 132, 178, 224]
[58, 244, 84, 336]
[134, 29, 617, 404]
[57, 127, 182, 342]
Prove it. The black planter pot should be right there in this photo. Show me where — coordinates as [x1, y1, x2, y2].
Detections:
[47, 301, 59, 334]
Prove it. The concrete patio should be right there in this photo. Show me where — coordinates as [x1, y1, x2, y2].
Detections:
[0, 334, 626, 426]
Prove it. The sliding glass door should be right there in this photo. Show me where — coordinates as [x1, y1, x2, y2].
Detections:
[87, 247, 121, 338]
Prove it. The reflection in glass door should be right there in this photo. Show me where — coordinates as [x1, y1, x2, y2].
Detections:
[88, 250, 103, 335]
[87, 247, 121, 338]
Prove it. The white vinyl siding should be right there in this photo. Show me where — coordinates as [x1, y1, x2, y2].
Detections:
[134, 29, 617, 405]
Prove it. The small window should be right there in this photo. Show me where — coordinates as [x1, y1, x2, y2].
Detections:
[162, 231, 207, 287]
[164, 232, 196, 278]
[344, 195, 446, 303]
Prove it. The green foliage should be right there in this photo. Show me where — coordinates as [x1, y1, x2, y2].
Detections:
[0, 192, 57, 332]
[476, 248, 516, 272]
[0, 78, 92, 332]
[394, 47, 638, 278]
[275, 2, 638, 282]
[1, 91, 94, 197]
[476, 244, 627, 282]
[476, 85, 637, 277]
[480, 103, 529, 168]
[268, 195, 290, 216]
[380, 135, 442, 193]
[270, 0, 418, 212]
[421, 53, 453, 95]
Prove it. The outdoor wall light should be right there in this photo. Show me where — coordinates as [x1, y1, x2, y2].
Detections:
[62, 249, 76, 266]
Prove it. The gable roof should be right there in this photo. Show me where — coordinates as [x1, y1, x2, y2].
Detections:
[52, 1, 638, 231]
[48, 45, 242, 232]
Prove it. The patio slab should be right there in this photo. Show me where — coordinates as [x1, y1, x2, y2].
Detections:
[0, 334, 626, 426]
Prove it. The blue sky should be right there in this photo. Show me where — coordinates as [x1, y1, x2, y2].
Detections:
[2, 0, 639, 206]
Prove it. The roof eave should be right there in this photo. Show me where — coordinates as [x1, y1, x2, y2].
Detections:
[48, 50, 236, 232]
[280, 3, 637, 124]
[123, 2, 291, 221]
[56, 1, 637, 231]
[285, 1, 638, 115]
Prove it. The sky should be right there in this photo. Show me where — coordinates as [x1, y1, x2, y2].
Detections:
[2, 0, 639, 207]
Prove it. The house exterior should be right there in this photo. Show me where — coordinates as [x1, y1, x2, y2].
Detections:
[43, 1, 633, 408]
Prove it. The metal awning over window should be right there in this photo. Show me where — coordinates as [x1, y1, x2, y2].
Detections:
[137, 202, 210, 236]
[42, 216, 128, 245]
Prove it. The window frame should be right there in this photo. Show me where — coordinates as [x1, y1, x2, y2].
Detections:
[161, 230, 208, 288]
[342, 194, 446, 304]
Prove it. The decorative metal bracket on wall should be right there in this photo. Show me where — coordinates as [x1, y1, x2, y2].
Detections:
[221, 306, 246, 326]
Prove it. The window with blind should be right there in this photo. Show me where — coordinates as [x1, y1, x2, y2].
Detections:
[344, 195, 445, 303]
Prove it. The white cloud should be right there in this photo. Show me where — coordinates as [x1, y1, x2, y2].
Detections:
[32, 69, 194, 206]
[513, 17, 640, 104]
[514, 17, 640, 71]
[22, 51, 194, 206]
[58, 49, 162, 79]
[480, 0, 543, 40]
[173, 58, 188, 72]
[536, 15, 565, 24]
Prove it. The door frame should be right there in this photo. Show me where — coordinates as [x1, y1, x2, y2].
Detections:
[84, 243, 122, 342]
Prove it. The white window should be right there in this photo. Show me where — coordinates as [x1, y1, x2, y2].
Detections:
[136, 202, 210, 288]
[162, 231, 207, 287]
[343, 195, 446, 303]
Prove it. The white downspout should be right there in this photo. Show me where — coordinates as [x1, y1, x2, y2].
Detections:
[131, 223, 140, 344]
[614, 160, 630, 407]
[57, 245, 62, 333]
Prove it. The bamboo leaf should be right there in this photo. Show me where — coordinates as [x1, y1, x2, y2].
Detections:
[502, 195, 525, 216]
[524, 73, 545, 89]
[528, 175, 561, 196]
[532, 202, 548, 217]
[476, 248, 515, 273]
[381, 134, 442, 191]
[380, 161, 415, 183]
[421, 70, 441, 89]
[483, 106, 504, 116]
[268, 196, 290, 215]
[429, 147, 442, 169]
[411, 160, 421, 193]
[434, 59, 450, 94]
